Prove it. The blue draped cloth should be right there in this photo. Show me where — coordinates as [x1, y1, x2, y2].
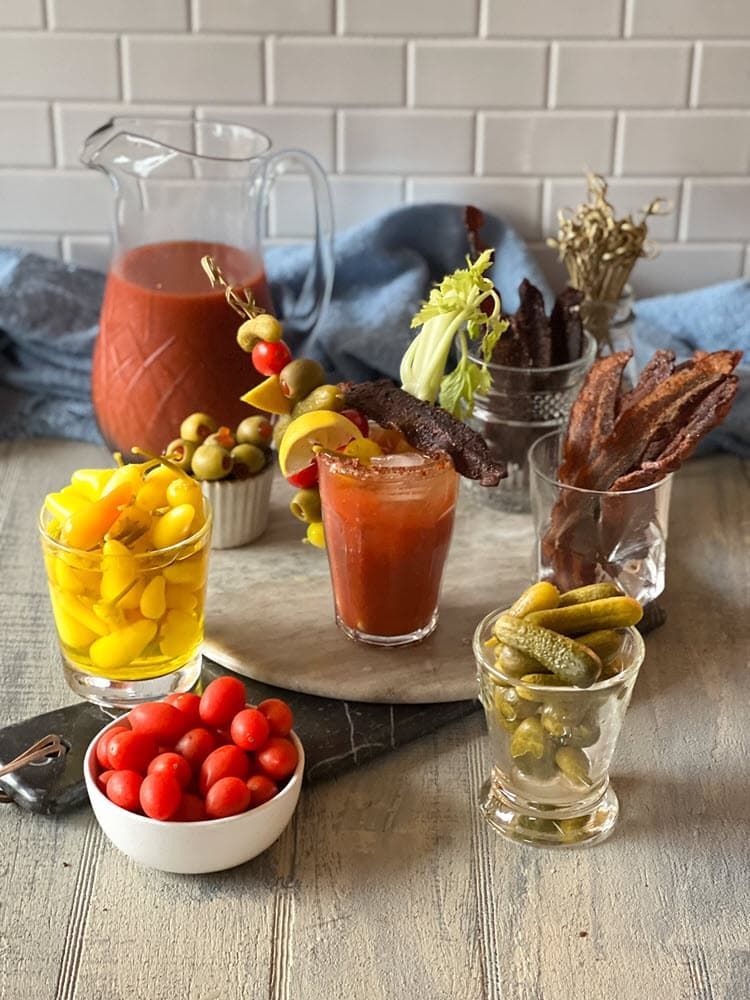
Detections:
[1, 203, 747, 453]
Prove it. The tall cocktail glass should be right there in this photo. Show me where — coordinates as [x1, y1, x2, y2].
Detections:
[317, 451, 459, 646]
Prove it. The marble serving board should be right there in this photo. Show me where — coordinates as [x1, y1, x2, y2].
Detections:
[204, 476, 536, 704]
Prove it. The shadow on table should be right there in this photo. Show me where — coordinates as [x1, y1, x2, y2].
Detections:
[610, 770, 750, 845]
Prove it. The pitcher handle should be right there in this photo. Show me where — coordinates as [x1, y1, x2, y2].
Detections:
[259, 149, 335, 336]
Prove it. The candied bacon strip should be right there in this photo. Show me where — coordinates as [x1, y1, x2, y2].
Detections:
[341, 379, 507, 486]
[545, 348, 742, 590]
[617, 349, 675, 416]
[581, 350, 741, 491]
[559, 351, 631, 488]
[611, 376, 739, 491]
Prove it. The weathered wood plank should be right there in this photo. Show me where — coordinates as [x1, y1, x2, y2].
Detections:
[0, 440, 747, 1000]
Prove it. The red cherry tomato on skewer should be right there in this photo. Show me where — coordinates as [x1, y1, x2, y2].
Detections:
[252, 340, 292, 376]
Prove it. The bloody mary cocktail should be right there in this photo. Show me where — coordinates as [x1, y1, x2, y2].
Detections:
[317, 449, 459, 646]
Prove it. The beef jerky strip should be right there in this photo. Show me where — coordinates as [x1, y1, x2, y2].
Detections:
[341, 379, 506, 487]
[558, 351, 632, 488]
[610, 376, 739, 491]
[549, 286, 584, 367]
[491, 314, 534, 367]
[463, 205, 486, 259]
[515, 278, 552, 368]
[616, 349, 675, 417]
[579, 350, 741, 491]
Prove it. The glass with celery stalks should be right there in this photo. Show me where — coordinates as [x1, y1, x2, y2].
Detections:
[317, 252, 506, 645]
[273, 250, 507, 646]
[39, 453, 211, 709]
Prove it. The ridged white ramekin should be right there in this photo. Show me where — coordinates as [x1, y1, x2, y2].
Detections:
[200, 463, 274, 549]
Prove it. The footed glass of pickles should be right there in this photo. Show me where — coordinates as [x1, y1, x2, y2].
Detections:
[39, 459, 212, 710]
[474, 582, 645, 848]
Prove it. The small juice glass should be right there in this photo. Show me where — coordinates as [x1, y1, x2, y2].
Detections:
[39, 501, 211, 710]
[317, 450, 459, 646]
[474, 608, 645, 848]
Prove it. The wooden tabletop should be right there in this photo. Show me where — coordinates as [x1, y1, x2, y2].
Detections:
[1, 438, 748, 1000]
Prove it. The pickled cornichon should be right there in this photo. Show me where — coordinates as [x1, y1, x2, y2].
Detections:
[508, 581, 560, 618]
[493, 614, 602, 687]
[291, 384, 344, 419]
[558, 582, 622, 607]
[524, 596, 643, 635]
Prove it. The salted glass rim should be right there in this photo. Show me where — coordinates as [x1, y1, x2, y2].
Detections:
[473, 607, 645, 693]
[38, 497, 212, 560]
[316, 448, 456, 481]
[84, 115, 273, 164]
[528, 429, 674, 498]
[468, 330, 597, 376]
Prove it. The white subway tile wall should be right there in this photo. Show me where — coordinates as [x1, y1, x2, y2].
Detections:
[0, 0, 748, 295]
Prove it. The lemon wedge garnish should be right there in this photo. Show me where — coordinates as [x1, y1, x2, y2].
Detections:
[278, 411, 362, 477]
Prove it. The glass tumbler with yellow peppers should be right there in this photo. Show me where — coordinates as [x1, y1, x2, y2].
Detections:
[39, 455, 212, 709]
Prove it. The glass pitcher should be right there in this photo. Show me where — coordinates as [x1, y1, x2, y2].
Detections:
[81, 117, 334, 455]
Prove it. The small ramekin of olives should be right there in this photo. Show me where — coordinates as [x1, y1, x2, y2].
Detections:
[164, 412, 275, 549]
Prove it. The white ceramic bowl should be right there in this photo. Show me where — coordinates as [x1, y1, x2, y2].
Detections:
[84, 718, 304, 874]
[200, 463, 274, 549]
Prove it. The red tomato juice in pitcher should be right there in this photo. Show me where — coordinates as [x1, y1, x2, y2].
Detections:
[93, 240, 273, 455]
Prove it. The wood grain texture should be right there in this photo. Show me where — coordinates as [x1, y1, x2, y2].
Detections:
[0, 439, 748, 1000]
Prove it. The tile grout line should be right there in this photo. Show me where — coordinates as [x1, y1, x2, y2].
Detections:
[688, 42, 702, 109]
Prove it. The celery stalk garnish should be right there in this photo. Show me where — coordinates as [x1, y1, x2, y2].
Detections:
[399, 250, 508, 421]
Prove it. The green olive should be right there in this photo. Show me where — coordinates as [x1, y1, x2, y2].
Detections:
[510, 717, 547, 760]
[279, 358, 326, 402]
[289, 488, 322, 524]
[291, 384, 345, 419]
[163, 438, 196, 471]
[179, 412, 217, 444]
[496, 643, 543, 679]
[555, 746, 592, 786]
[230, 444, 266, 479]
[236, 416, 273, 449]
[191, 443, 233, 481]
[272, 414, 292, 450]
[204, 430, 236, 451]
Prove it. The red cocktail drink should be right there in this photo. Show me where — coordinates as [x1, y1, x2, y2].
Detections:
[317, 450, 459, 645]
